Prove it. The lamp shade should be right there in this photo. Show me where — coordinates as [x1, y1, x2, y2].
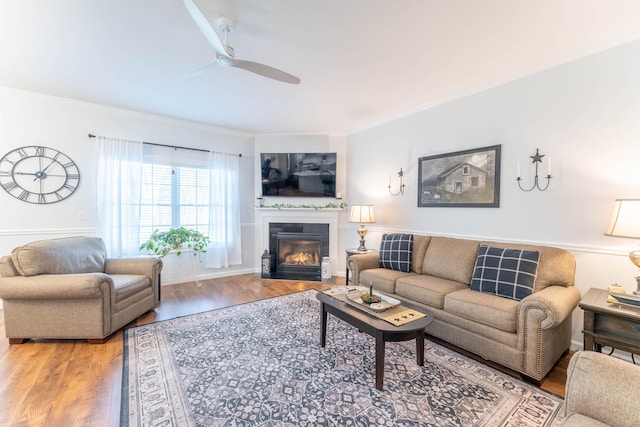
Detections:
[605, 199, 640, 239]
[349, 205, 375, 224]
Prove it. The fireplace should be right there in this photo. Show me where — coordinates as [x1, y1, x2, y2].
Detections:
[268, 223, 329, 280]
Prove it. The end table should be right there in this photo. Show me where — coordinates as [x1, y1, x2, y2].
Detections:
[345, 248, 377, 285]
[579, 287, 640, 356]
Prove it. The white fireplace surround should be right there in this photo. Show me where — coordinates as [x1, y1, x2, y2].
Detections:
[256, 208, 341, 277]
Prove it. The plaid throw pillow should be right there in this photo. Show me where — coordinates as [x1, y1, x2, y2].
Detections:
[379, 233, 413, 273]
[470, 245, 540, 301]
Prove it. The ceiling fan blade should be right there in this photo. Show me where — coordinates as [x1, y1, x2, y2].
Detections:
[182, 0, 228, 57]
[179, 59, 219, 79]
[227, 59, 301, 84]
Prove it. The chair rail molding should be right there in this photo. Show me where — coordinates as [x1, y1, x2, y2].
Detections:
[0, 227, 97, 237]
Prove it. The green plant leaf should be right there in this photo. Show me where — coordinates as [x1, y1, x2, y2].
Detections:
[139, 227, 211, 258]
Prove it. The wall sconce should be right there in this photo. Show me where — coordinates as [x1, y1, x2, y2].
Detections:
[388, 168, 405, 196]
[516, 149, 552, 191]
[349, 205, 376, 251]
[605, 199, 640, 294]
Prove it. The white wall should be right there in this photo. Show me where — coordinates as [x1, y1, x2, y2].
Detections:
[0, 88, 256, 286]
[346, 38, 640, 350]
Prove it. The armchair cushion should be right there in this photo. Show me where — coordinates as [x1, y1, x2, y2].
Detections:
[11, 237, 107, 276]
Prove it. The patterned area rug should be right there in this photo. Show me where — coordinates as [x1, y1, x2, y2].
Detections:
[121, 290, 564, 426]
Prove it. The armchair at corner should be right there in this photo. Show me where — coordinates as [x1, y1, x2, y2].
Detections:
[0, 236, 162, 344]
[562, 351, 640, 427]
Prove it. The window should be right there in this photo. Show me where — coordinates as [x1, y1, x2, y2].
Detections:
[139, 148, 210, 246]
[96, 136, 241, 265]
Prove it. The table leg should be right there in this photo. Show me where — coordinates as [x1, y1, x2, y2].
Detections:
[375, 331, 385, 391]
[320, 302, 327, 348]
[345, 252, 350, 284]
[583, 311, 595, 351]
[416, 332, 425, 366]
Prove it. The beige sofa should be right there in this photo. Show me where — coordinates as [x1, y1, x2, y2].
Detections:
[563, 351, 640, 426]
[348, 235, 580, 382]
[0, 236, 162, 343]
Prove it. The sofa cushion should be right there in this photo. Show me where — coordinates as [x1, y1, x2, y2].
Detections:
[360, 269, 416, 295]
[11, 237, 107, 277]
[444, 288, 519, 333]
[470, 245, 539, 301]
[422, 237, 480, 284]
[379, 233, 413, 273]
[396, 275, 468, 309]
[410, 235, 431, 274]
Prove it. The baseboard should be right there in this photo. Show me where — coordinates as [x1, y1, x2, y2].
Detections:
[160, 268, 256, 286]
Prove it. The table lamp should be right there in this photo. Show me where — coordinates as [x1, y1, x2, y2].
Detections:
[605, 199, 640, 294]
[349, 205, 376, 251]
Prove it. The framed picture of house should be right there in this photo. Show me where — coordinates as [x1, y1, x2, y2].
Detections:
[418, 145, 501, 207]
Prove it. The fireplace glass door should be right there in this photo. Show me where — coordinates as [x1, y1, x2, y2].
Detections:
[276, 233, 322, 278]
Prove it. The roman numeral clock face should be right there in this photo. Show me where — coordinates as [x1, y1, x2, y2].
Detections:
[0, 146, 80, 204]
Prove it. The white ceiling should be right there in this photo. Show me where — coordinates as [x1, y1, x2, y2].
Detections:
[2, 0, 640, 134]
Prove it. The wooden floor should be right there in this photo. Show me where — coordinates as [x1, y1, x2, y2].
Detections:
[0, 274, 571, 426]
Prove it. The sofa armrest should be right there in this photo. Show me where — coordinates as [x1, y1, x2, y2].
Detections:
[347, 253, 380, 286]
[565, 351, 640, 426]
[0, 273, 113, 300]
[519, 285, 581, 329]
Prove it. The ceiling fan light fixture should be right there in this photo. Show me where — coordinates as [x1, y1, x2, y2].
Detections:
[218, 56, 234, 67]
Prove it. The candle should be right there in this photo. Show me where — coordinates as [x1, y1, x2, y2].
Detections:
[257, 192, 262, 198]
[516, 161, 521, 178]
[369, 283, 373, 296]
[336, 192, 342, 199]
[547, 157, 551, 176]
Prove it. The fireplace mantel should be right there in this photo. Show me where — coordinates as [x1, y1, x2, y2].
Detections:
[256, 208, 342, 277]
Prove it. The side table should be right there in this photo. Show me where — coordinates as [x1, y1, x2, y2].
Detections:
[579, 287, 640, 355]
[345, 248, 377, 285]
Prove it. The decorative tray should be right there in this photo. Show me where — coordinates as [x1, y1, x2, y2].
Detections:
[346, 286, 401, 312]
[329, 286, 351, 295]
[608, 292, 640, 307]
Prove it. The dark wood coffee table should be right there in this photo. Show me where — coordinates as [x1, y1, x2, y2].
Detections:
[316, 291, 433, 390]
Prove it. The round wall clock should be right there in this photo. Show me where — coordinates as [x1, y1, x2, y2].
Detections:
[0, 146, 80, 204]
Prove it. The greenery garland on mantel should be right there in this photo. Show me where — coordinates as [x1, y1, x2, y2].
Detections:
[258, 202, 347, 210]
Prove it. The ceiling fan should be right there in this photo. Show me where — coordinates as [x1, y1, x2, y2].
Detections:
[181, 0, 301, 84]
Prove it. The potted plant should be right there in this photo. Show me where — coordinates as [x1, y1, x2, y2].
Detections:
[139, 227, 211, 258]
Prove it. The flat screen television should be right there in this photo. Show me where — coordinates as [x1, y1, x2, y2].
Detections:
[260, 152, 337, 197]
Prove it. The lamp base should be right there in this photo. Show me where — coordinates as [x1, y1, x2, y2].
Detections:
[356, 224, 368, 252]
[629, 249, 640, 294]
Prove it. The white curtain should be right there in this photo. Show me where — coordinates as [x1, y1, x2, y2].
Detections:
[96, 136, 143, 257]
[205, 151, 242, 268]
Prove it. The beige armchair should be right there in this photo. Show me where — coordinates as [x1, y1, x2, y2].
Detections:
[563, 351, 640, 427]
[0, 236, 162, 344]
